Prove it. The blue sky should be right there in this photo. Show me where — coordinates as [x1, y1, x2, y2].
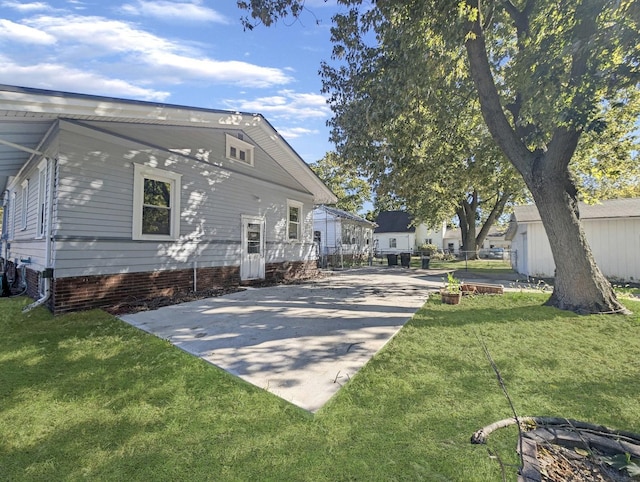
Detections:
[0, 0, 345, 164]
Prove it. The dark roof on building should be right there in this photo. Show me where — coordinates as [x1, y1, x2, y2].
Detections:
[373, 211, 415, 233]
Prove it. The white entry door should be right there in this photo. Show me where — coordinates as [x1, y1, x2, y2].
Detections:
[241, 215, 265, 280]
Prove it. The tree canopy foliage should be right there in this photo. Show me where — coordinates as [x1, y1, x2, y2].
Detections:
[572, 102, 640, 203]
[319, 6, 527, 254]
[309, 152, 371, 213]
[238, 0, 640, 314]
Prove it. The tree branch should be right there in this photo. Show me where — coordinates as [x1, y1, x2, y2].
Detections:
[457, 204, 469, 241]
[464, 0, 535, 176]
[501, 0, 530, 35]
[475, 190, 511, 245]
[547, 0, 606, 170]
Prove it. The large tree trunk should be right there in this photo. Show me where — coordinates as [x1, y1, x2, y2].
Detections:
[456, 190, 511, 260]
[456, 195, 479, 259]
[458, 213, 478, 259]
[463, 0, 629, 314]
[528, 168, 628, 314]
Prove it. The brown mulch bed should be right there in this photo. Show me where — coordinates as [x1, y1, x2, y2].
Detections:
[105, 286, 245, 315]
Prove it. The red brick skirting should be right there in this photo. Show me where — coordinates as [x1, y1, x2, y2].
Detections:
[50, 261, 318, 314]
[264, 260, 318, 282]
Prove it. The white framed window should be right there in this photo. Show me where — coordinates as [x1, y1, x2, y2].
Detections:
[287, 200, 303, 241]
[132, 164, 182, 241]
[389, 238, 397, 248]
[36, 160, 47, 239]
[225, 133, 254, 166]
[21, 180, 29, 230]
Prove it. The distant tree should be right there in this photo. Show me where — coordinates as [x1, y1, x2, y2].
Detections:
[309, 152, 371, 213]
[238, 0, 639, 314]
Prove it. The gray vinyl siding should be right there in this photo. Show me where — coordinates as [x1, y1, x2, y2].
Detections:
[81, 120, 310, 194]
[52, 121, 316, 278]
[4, 156, 52, 272]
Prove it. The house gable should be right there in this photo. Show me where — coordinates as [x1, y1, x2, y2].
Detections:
[0, 84, 337, 204]
[66, 119, 312, 196]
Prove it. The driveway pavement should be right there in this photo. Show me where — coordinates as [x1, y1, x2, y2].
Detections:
[119, 267, 441, 412]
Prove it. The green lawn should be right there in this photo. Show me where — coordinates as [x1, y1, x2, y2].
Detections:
[2, 293, 639, 481]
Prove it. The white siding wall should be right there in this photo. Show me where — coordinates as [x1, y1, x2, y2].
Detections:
[312, 208, 341, 253]
[51, 122, 316, 278]
[414, 222, 446, 249]
[443, 236, 462, 253]
[527, 222, 554, 277]
[584, 218, 640, 282]
[512, 218, 640, 282]
[373, 232, 415, 253]
[509, 229, 525, 273]
[4, 156, 52, 272]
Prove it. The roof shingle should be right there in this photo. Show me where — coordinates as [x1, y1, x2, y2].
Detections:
[374, 211, 415, 233]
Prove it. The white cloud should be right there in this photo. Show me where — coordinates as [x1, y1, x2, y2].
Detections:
[26, 15, 177, 54]
[21, 15, 292, 88]
[225, 90, 330, 119]
[0, 56, 169, 101]
[277, 126, 317, 139]
[144, 52, 292, 88]
[0, 19, 56, 44]
[1, 1, 52, 13]
[119, 0, 228, 23]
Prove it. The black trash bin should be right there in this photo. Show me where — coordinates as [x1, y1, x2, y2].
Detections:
[400, 252, 411, 268]
[387, 253, 398, 266]
[421, 256, 430, 269]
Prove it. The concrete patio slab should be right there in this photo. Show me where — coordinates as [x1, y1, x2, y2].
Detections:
[119, 267, 439, 412]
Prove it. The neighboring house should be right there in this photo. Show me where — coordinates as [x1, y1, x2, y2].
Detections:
[415, 222, 447, 251]
[373, 210, 509, 256]
[0, 84, 336, 313]
[506, 198, 640, 282]
[443, 227, 463, 254]
[374, 211, 452, 255]
[478, 226, 511, 258]
[441, 226, 510, 257]
[373, 211, 415, 255]
[312, 205, 376, 260]
[482, 226, 511, 250]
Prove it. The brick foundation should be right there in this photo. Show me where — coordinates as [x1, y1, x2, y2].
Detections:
[52, 266, 240, 314]
[264, 260, 318, 282]
[48, 260, 318, 314]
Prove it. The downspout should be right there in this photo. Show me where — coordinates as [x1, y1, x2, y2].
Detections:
[193, 260, 197, 292]
[23, 157, 54, 313]
[1, 190, 8, 264]
[1, 190, 10, 296]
